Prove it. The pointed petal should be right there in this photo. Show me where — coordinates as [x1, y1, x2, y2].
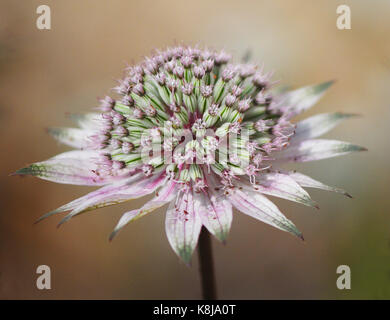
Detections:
[14, 150, 109, 186]
[194, 191, 232, 242]
[36, 172, 165, 224]
[284, 171, 352, 198]
[69, 113, 102, 130]
[109, 180, 178, 240]
[165, 190, 202, 263]
[273, 139, 366, 163]
[35, 172, 144, 223]
[292, 113, 358, 143]
[48, 127, 91, 148]
[242, 172, 318, 208]
[228, 188, 302, 239]
[283, 81, 334, 117]
[57, 172, 166, 226]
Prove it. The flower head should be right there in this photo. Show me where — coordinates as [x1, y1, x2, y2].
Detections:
[16, 46, 365, 263]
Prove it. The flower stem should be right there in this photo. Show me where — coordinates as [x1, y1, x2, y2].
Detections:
[198, 227, 217, 300]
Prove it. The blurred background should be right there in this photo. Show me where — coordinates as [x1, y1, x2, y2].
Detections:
[0, 0, 389, 299]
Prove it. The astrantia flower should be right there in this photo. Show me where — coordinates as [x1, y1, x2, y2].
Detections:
[16, 46, 365, 263]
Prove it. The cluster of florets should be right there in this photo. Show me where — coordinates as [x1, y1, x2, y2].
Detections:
[16, 44, 365, 262]
[89, 46, 295, 190]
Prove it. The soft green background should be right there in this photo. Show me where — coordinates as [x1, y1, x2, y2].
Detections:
[0, 0, 388, 299]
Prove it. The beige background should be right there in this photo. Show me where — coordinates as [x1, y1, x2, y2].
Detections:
[0, 0, 389, 299]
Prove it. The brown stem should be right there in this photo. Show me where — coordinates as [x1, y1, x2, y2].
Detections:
[198, 227, 217, 300]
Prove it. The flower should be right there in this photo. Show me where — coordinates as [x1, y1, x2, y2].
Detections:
[15, 46, 366, 263]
